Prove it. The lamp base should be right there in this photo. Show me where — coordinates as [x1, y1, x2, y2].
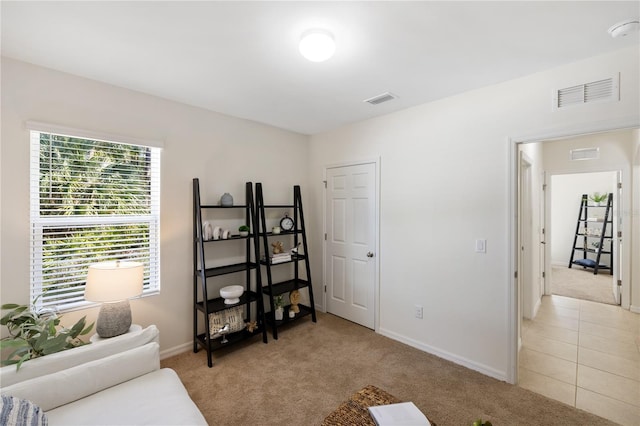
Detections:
[96, 300, 132, 338]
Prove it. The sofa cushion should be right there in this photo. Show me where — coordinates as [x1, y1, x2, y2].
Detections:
[1, 343, 160, 411]
[46, 369, 207, 425]
[0, 395, 47, 426]
[0, 325, 159, 387]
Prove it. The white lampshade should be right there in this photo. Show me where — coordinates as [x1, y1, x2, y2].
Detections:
[299, 29, 336, 62]
[85, 261, 144, 302]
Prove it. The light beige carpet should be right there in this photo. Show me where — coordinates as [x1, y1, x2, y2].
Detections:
[161, 313, 615, 426]
[552, 266, 616, 305]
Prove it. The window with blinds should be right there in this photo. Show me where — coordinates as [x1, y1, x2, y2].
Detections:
[30, 130, 161, 311]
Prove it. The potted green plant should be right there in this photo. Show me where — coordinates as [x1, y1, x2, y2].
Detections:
[238, 225, 250, 237]
[589, 192, 608, 206]
[1, 300, 94, 370]
[274, 295, 284, 321]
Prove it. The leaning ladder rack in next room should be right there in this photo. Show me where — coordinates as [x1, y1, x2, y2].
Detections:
[255, 182, 317, 340]
[568, 192, 614, 275]
[192, 178, 267, 367]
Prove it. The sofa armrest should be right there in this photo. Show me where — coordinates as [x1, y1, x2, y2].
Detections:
[1, 342, 160, 411]
[0, 325, 159, 387]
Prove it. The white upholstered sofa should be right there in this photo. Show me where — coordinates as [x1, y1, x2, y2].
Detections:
[0, 325, 206, 425]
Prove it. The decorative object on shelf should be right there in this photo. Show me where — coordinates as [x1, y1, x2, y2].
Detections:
[270, 252, 292, 264]
[222, 229, 231, 239]
[245, 321, 258, 333]
[212, 226, 221, 240]
[289, 290, 301, 314]
[272, 241, 284, 254]
[84, 261, 144, 338]
[0, 300, 93, 370]
[290, 242, 302, 255]
[274, 295, 284, 321]
[289, 309, 296, 319]
[220, 192, 234, 206]
[589, 192, 607, 206]
[209, 306, 246, 339]
[272, 226, 281, 234]
[202, 221, 213, 241]
[220, 285, 244, 304]
[238, 225, 250, 237]
[280, 213, 295, 232]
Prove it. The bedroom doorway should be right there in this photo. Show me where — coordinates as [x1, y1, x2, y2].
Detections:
[547, 171, 620, 306]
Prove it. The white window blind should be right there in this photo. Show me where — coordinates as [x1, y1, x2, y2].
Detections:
[30, 130, 161, 311]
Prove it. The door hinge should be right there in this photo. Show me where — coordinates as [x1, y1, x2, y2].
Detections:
[323, 180, 327, 188]
[618, 231, 622, 238]
[617, 280, 622, 287]
[542, 184, 547, 191]
[542, 271, 545, 278]
[542, 227, 545, 235]
[324, 233, 327, 240]
[324, 285, 327, 293]
[617, 182, 622, 189]
[515, 271, 518, 279]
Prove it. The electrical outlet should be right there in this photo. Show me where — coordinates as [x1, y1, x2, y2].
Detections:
[414, 305, 423, 319]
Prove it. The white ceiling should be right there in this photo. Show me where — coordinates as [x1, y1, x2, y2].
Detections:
[2, 1, 638, 135]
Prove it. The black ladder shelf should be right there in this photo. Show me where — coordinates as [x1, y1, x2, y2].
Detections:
[568, 193, 613, 275]
[255, 182, 317, 340]
[192, 179, 267, 367]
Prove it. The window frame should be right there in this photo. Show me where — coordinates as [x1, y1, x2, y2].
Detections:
[28, 125, 161, 312]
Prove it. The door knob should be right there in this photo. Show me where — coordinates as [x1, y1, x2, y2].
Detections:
[367, 252, 374, 258]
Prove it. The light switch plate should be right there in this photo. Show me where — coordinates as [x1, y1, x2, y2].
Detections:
[475, 239, 487, 253]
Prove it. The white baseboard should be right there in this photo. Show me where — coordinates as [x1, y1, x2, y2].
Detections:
[630, 305, 640, 314]
[377, 328, 508, 382]
[160, 341, 191, 360]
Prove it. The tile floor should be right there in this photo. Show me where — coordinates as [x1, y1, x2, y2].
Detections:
[519, 295, 640, 426]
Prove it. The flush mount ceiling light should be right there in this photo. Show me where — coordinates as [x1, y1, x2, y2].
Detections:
[299, 29, 335, 62]
[608, 19, 640, 38]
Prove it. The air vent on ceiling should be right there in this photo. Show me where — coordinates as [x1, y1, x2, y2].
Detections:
[363, 92, 397, 105]
[570, 147, 600, 161]
[553, 74, 619, 110]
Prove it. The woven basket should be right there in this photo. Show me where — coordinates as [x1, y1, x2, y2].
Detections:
[208, 306, 245, 338]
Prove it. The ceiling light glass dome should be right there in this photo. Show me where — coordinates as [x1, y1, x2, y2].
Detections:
[299, 29, 336, 62]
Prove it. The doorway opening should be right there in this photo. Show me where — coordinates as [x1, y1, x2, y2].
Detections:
[512, 126, 638, 424]
[548, 171, 620, 306]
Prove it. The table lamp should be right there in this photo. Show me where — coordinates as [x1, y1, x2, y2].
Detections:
[84, 260, 144, 338]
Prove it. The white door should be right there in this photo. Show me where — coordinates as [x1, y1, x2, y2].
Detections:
[325, 163, 377, 329]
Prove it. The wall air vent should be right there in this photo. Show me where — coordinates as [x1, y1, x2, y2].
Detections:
[570, 147, 600, 161]
[553, 74, 619, 110]
[363, 92, 397, 105]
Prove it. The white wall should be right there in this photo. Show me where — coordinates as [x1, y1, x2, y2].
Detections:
[307, 47, 639, 380]
[550, 171, 617, 266]
[0, 58, 309, 354]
